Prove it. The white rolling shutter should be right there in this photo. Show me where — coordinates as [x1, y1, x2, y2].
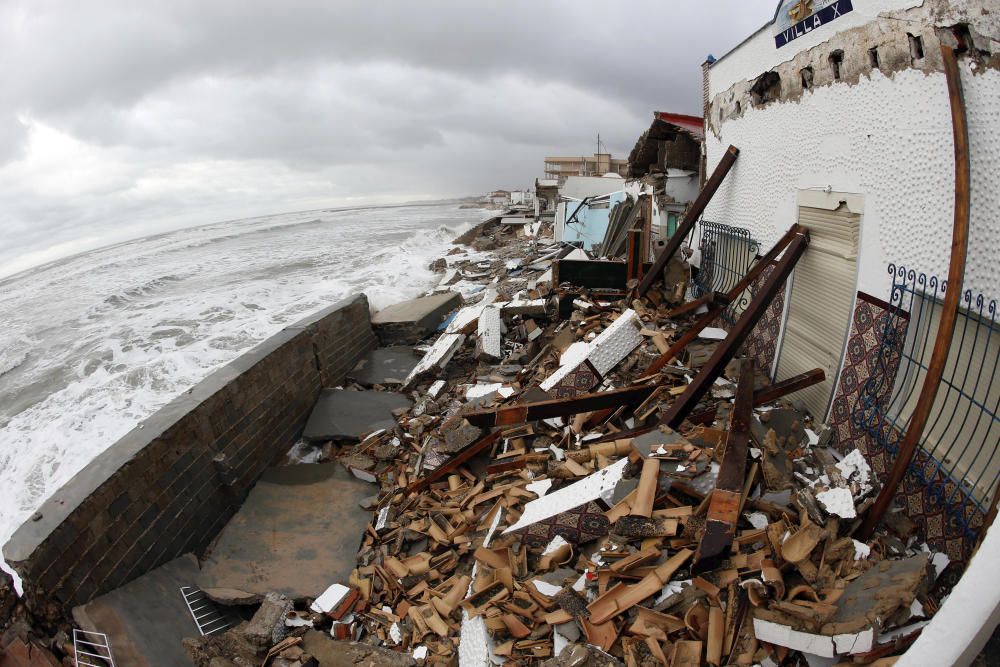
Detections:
[775, 203, 860, 421]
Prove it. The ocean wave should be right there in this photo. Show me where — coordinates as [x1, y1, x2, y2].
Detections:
[0, 202, 490, 581]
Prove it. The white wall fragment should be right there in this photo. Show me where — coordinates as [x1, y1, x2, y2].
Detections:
[816, 487, 856, 518]
[504, 459, 628, 535]
[476, 305, 503, 360]
[404, 333, 465, 388]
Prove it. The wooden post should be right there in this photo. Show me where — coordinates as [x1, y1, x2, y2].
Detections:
[857, 46, 970, 540]
[661, 230, 809, 429]
[636, 145, 740, 297]
[693, 359, 754, 571]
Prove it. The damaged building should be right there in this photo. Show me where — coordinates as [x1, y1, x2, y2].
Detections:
[1, 1, 999, 666]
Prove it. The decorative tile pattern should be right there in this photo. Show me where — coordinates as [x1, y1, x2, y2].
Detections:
[547, 360, 601, 399]
[513, 500, 611, 549]
[829, 292, 984, 571]
[743, 263, 786, 379]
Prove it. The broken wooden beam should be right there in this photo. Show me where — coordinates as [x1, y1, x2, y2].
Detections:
[636, 145, 739, 298]
[660, 229, 809, 429]
[752, 368, 825, 406]
[463, 384, 659, 428]
[858, 45, 970, 540]
[408, 430, 502, 493]
[692, 359, 753, 572]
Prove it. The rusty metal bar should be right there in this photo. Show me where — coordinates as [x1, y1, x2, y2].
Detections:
[636, 145, 740, 297]
[661, 230, 810, 429]
[693, 358, 754, 571]
[858, 45, 970, 540]
[752, 368, 826, 406]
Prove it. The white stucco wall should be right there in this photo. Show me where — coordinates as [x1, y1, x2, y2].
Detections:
[705, 52, 1000, 303]
[710, 0, 924, 93]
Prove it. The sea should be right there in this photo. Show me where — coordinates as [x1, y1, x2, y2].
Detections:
[0, 201, 488, 577]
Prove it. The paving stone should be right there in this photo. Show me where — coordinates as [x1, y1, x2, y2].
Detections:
[72, 554, 202, 667]
[196, 463, 371, 602]
[347, 347, 421, 387]
[303, 389, 412, 442]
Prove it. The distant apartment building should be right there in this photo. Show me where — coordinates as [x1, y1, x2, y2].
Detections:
[543, 153, 628, 184]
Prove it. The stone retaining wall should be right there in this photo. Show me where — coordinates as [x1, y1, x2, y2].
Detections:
[3, 294, 377, 610]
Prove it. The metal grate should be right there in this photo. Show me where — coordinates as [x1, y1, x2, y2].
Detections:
[181, 586, 237, 636]
[691, 220, 760, 325]
[73, 629, 115, 667]
[853, 264, 1000, 539]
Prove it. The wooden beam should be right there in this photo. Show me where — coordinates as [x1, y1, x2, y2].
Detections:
[408, 430, 502, 493]
[693, 359, 753, 572]
[660, 230, 809, 429]
[639, 224, 803, 379]
[752, 368, 825, 406]
[857, 45, 971, 540]
[636, 145, 740, 297]
[462, 384, 660, 428]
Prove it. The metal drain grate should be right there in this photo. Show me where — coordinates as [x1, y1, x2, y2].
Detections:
[73, 629, 116, 667]
[181, 586, 236, 636]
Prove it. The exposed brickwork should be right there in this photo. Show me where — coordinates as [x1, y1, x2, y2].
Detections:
[4, 294, 376, 611]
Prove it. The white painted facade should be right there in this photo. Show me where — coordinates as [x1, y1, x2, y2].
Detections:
[704, 0, 1000, 303]
[704, 2, 1000, 664]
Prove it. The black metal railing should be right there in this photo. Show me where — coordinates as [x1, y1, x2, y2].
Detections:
[691, 220, 760, 324]
[852, 264, 1000, 540]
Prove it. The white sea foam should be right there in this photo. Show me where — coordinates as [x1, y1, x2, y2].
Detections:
[0, 201, 489, 583]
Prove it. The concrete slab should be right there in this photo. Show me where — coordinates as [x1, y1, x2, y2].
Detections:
[72, 554, 202, 667]
[303, 389, 412, 442]
[347, 347, 420, 387]
[197, 463, 371, 602]
[372, 292, 462, 345]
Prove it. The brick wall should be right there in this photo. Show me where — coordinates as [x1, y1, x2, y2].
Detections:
[3, 294, 377, 610]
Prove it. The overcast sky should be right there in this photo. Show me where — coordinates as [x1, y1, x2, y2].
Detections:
[0, 1, 776, 278]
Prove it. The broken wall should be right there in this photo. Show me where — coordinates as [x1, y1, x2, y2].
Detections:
[3, 294, 377, 611]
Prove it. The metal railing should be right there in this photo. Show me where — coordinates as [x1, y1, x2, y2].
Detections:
[691, 220, 760, 325]
[852, 264, 1000, 540]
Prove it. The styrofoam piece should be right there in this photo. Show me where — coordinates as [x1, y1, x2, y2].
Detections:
[747, 512, 770, 530]
[852, 540, 871, 561]
[476, 305, 503, 360]
[836, 448, 872, 493]
[446, 288, 499, 334]
[816, 487, 857, 518]
[311, 583, 352, 614]
[413, 646, 429, 660]
[503, 459, 628, 535]
[403, 333, 465, 388]
[699, 327, 728, 340]
[459, 612, 496, 667]
[753, 618, 874, 658]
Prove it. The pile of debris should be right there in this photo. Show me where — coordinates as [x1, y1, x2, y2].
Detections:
[194, 217, 948, 667]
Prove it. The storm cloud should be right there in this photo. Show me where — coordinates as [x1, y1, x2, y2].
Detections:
[0, 1, 775, 277]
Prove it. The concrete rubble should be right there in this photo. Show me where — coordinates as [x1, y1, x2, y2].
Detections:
[0, 213, 955, 667]
[160, 215, 948, 667]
